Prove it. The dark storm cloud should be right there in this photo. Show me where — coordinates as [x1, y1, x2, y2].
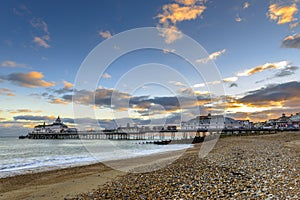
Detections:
[239, 81, 300, 104]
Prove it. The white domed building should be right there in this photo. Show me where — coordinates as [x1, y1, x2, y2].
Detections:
[33, 116, 76, 133]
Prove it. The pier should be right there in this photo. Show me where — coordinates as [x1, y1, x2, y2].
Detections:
[24, 128, 280, 140]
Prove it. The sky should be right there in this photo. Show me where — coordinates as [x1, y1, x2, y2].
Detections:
[1, 0, 300, 135]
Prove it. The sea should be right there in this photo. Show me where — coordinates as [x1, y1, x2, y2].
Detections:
[0, 137, 191, 178]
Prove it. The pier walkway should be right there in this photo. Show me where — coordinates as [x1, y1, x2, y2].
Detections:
[25, 128, 279, 140]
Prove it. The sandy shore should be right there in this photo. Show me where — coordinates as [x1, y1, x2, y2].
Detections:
[1, 131, 299, 199]
[0, 162, 124, 200]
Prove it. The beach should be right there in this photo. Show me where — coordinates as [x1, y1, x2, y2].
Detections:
[1, 131, 299, 199]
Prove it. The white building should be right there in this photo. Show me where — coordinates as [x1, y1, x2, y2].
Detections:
[33, 116, 77, 133]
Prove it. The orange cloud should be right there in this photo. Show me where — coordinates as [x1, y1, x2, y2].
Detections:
[1, 71, 55, 88]
[243, 2, 250, 9]
[282, 34, 300, 49]
[289, 22, 299, 29]
[63, 80, 73, 89]
[9, 109, 42, 114]
[49, 98, 69, 105]
[196, 49, 226, 63]
[222, 76, 238, 83]
[31, 18, 51, 48]
[23, 124, 36, 129]
[33, 36, 50, 48]
[98, 30, 112, 39]
[157, 26, 183, 44]
[156, 0, 206, 43]
[175, 0, 198, 5]
[268, 3, 298, 25]
[158, 3, 206, 24]
[0, 88, 16, 96]
[237, 61, 289, 76]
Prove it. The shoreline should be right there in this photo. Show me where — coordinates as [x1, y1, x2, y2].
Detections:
[1, 131, 299, 199]
[0, 142, 192, 179]
[0, 145, 190, 199]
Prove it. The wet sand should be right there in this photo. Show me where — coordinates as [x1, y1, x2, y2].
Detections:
[1, 131, 299, 199]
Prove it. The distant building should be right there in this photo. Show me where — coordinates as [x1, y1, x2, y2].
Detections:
[290, 113, 300, 128]
[33, 116, 77, 133]
[181, 113, 244, 130]
[265, 113, 300, 129]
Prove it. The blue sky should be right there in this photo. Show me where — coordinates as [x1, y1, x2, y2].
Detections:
[1, 0, 300, 135]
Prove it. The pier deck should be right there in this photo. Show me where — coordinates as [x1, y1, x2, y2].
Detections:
[24, 128, 281, 140]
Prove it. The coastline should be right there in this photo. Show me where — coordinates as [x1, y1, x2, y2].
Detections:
[0, 146, 189, 200]
[1, 131, 299, 199]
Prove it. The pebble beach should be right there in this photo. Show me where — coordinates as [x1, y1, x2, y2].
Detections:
[73, 132, 300, 200]
[1, 132, 299, 200]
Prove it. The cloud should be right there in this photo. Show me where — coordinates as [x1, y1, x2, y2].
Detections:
[64, 88, 131, 108]
[53, 88, 73, 95]
[239, 81, 300, 105]
[237, 61, 290, 76]
[222, 76, 238, 83]
[178, 87, 210, 96]
[13, 115, 55, 121]
[162, 48, 176, 54]
[289, 22, 299, 29]
[169, 81, 186, 87]
[157, 1, 206, 25]
[2, 60, 28, 68]
[196, 49, 226, 63]
[255, 65, 299, 83]
[49, 98, 69, 105]
[193, 83, 205, 88]
[33, 36, 50, 48]
[243, 2, 250, 9]
[175, 0, 199, 5]
[157, 26, 183, 44]
[102, 73, 112, 79]
[281, 33, 300, 49]
[268, 3, 298, 25]
[30, 18, 49, 34]
[63, 80, 73, 89]
[223, 81, 300, 122]
[275, 66, 299, 77]
[31, 18, 51, 48]
[0, 88, 15, 96]
[60, 87, 211, 119]
[98, 31, 112, 39]
[235, 15, 243, 22]
[156, 0, 206, 43]
[13, 4, 31, 16]
[1, 71, 55, 88]
[9, 109, 42, 114]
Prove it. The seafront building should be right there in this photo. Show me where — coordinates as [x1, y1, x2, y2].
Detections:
[31, 113, 300, 135]
[180, 113, 253, 130]
[32, 116, 77, 133]
[265, 113, 300, 129]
